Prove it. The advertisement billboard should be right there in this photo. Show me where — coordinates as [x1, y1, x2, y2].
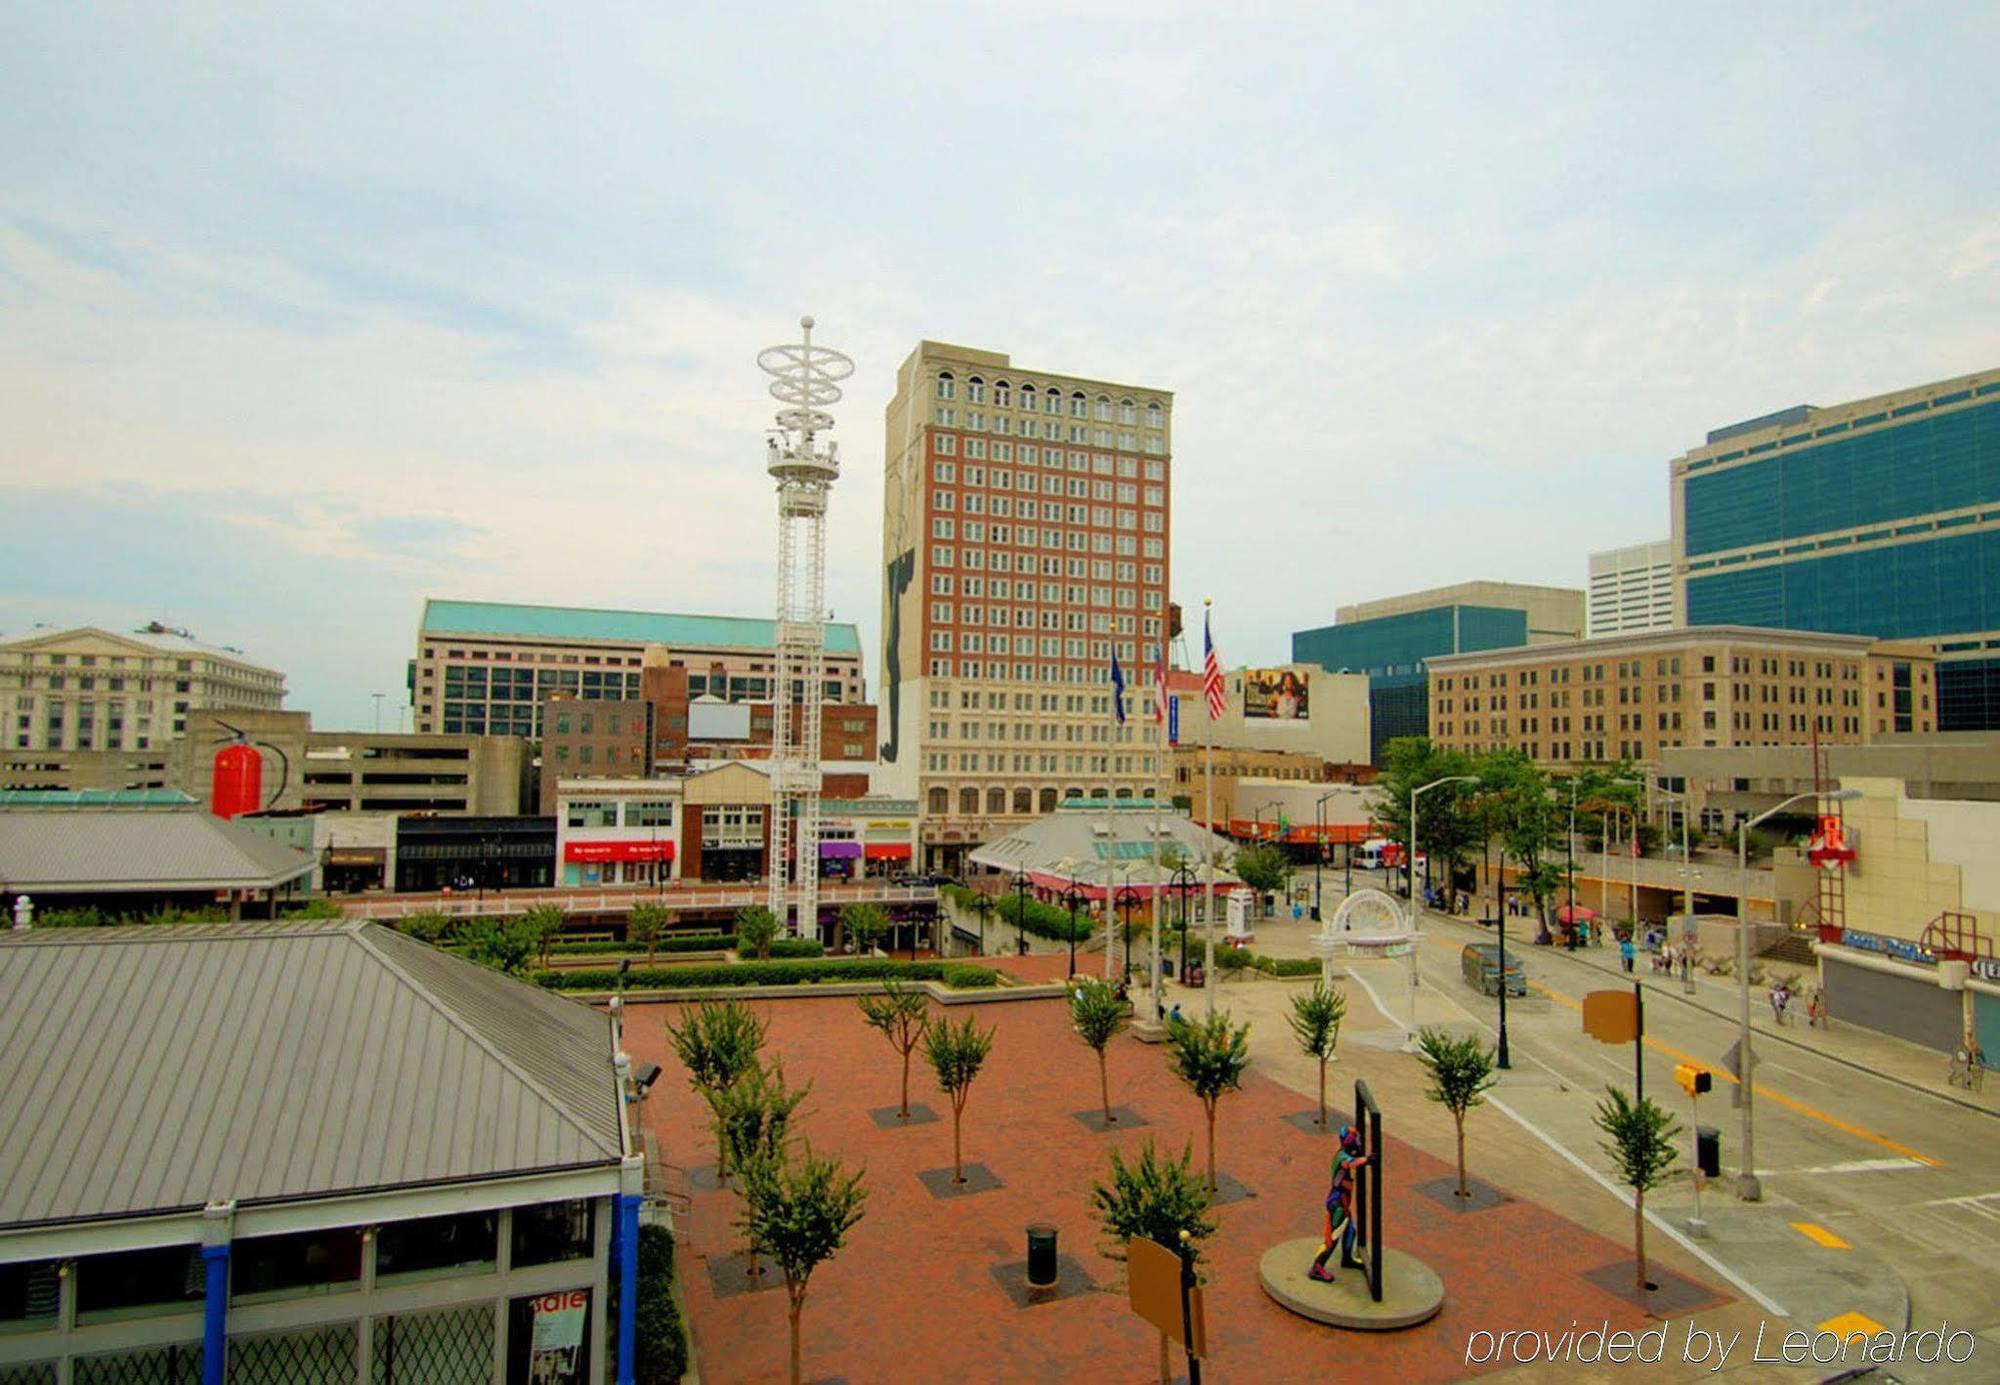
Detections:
[1243, 668, 1309, 721]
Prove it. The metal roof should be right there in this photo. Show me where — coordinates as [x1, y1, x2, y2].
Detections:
[0, 921, 622, 1230]
[0, 789, 199, 810]
[969, 804, 1240, 895]
[422, 599, 863, 656]
[0, 808, 314, 892]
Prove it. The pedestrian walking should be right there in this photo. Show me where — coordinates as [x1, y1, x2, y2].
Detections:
[1619, 937, 1636, 973]
[1806, 989, 1826, 1028]
[1769, 982, 1791, 1025]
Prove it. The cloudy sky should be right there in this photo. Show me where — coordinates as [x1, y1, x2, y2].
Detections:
[4, 2, 1996, 729]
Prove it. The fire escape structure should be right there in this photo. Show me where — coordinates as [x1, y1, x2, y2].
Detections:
[1803, 728, 1853, 939]
[758, 317, 852, 937]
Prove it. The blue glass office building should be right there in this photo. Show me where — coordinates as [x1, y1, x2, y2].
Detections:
[1676, 369, 2000, 730]
[1293, 597, 1566, 763]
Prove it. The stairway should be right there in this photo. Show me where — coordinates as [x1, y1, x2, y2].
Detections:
[1758, 931, 1817, 968]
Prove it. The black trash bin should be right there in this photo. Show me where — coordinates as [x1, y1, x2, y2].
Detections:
[1026, 1223, 1059, 1289]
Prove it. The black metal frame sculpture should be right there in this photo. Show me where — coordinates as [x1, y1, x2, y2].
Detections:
[1352, 1079, 1384, 1303]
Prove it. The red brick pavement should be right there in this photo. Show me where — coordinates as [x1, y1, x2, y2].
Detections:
[627, 994, 1725, 1384]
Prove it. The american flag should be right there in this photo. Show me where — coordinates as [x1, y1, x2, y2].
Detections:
[1202, 607, 1227, 721]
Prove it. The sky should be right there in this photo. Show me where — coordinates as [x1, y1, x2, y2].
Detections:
[3, 2, 1997, 730]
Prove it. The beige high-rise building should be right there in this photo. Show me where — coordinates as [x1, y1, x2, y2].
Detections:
[1426, 625, 1937, 769]
[879, 341, 1173, 872]
[0, 623, 286, 753]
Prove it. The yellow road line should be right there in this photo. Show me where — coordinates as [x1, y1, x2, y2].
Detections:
[1791, 1222, 1851, 1249]
[1526, 981, 1943, 1168]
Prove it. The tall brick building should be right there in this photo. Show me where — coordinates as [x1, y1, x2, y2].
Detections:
[877, 341, 1173, 872]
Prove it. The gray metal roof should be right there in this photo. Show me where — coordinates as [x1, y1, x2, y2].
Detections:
[969, 802, 1240, 894]
[0, 807, 314, 892]
[0, 790, 199, 810]
[0, 921, 622, 1230]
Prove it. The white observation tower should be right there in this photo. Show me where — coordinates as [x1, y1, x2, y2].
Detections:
[758, 316, 853, 937]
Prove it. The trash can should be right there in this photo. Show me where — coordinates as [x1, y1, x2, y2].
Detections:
[1026, 1223, 1059, 1289]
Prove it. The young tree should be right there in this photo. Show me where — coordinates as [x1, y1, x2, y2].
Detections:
[627, 901, 668, 966]
[1164, 1011, 1252, 1195]
[736, 1146, 868, 1385]
[856, 981, 930, 1120]
[1415, 1027, 1499, 1198]
[460, 916, 537, 975]
[396, 908, 454, 946]
[1230, 842, 1291, 896]
[840, 902, 890, 956]
[666, 1000, 767, 1178]
[921, 1013, 996, 1183]
[735, 905, 780, 961]
[1088, 1138, 1219, 1385]
[521, 903, 567, 969]
[1070, 977, 1131, 1124]
[1287, 982, 1348, 1127]
[1593, 1086, 1682, 1292]
[711, 1059, 810, 1276]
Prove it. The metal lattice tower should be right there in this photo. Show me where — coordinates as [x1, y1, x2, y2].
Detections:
[758, 316, 852, 937]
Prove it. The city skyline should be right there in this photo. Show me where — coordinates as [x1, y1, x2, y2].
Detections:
[4, 4, 1998, 728]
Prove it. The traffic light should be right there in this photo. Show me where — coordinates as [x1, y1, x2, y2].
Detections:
[1696, 1125, 1721, 1178]
[1673, 1063, 1712, 1097]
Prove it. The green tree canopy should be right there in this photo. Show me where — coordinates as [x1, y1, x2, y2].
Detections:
[839, 902, 890, 956]
[667, 1000, 767, 1177]
[1230, 842, 1292, 894]
[736, 905, 780, 962]
[1165, 1010, 1251, 1194]
[1374, 738, 1483, 893]
[461, 916, 537, 975]
[922, 1013, 996, 1183]
[736, 1146, 869, 1385]
[1416, 1027, 1499, 1197]
[1287, 982, 1347, 1128]
[520, 903, 567, 969]
[627, 901, 669, 966]
[856, 981, 931, 1119]
[1070, 977, 1132, 1123]
[1593, 1086, 1682, 1292]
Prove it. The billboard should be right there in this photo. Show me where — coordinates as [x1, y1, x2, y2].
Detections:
[1243, 667, 1309, 721]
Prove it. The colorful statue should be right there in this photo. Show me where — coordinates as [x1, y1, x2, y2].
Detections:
[1308, 1125, 1369, 1282]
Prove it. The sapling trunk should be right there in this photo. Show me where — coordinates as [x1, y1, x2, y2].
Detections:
[1100, 1049, 1113, 1123]
[1634, 1191, 1648, 1292]
[1455, 1115, 1468, 1197]
[1205, 1101, 1218, 1195]
[1317, 1058, 1327, 1126]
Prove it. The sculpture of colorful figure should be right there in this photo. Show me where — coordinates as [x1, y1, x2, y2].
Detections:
[1308, 1124, 1369, 1282]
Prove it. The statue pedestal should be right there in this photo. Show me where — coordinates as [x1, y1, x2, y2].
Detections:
[1257, 1237, 1443, 1331]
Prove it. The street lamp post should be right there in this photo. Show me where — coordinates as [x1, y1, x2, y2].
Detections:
[1013, 869, 1031, 956]
[1313, 789, 1340, 922]
[1062, 871, 1086, 980]
[1496, 876, 1514, 1070]
[1115, 886, 1140, 983]
[1409, 777, 1477, 929]
[1172, 863, 1197, 980]
[1734, 787, 1859, 1201]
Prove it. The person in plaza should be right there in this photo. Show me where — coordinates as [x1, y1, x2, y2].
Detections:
[1806, 987, 1827, 1028]
[1308, 1125, 1369, 1283]
[1769, 980, 1791, 1024]
[1168, 1002, 1183, 1027]
[1619, 935, 1636, 973]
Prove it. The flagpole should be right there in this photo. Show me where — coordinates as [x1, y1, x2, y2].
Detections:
[1150, 616, 1167, 1019]
[1104, 657, 1117, 981]
[1202, 598, 1217, 1020]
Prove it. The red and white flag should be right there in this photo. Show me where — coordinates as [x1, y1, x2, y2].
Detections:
[1202, 608, 1227, 721]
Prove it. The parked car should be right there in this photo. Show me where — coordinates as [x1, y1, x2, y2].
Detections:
[1461, 942, 1526, 997]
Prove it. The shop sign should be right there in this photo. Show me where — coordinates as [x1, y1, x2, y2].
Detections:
[1971, 956, 2000, 983]
[1838, 928, 1934, 966]
[564, 840, 674, 863]
[531, 1289, 588, 1351]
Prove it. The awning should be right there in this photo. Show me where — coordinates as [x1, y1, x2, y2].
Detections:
[327, 848, 385, 867]
[1556, 904, 1596, 923]
[819, 841, 863, 859]
[864, 842, 913, 860]
[564, 840, 675, 863]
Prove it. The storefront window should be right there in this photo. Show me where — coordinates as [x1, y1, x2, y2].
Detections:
[232, 1227, 364, 1301]
[376, 1210, 498, 1280]
[75, 1245, 204, 1319]
[510, 1200, 595, 1269]
[506, 1288, 591, 1385]
[0, 1258, 61, 1328]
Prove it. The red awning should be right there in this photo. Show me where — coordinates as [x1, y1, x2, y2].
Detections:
[864, 842, 913, 860]
[1556, 904, 1596, 923]
[564, 840, 675, 864]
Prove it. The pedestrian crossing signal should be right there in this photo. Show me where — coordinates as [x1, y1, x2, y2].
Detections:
[1673, 1063, 1712, 1097]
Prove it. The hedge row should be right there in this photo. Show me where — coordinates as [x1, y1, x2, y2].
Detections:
[552, 934, 729, 956]
[537, 958, 954, 991]
[940, 964, 1000, 989]
[944, 883, 1093, 942]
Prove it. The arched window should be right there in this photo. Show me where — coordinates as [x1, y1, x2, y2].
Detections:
[1114, 787, 1132, 799]
[993, 379, 1011, 409]
[1012, 787, 1032, 814]
[1019, 384, 1035, 412]
[936, 372, 956, 400]
[1046, 391, 1062, 415]
[928, 786, 948, 815]
[967, 376, 986, 404]
[1039, 787, 1059, 812]
[985, 787, 1006, 814]
[959, 786, 979, 815]
[1119, 398, 1137, 425]
[1094, 394, 1112, 422]
[1063, 786, 1084, 800]
[1070, 391, 1088, 419]
[1146, 401, 1163, 428]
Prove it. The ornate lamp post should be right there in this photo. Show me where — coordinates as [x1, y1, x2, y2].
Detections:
[1013, 868, 1031, 956]
[1060, 868, 1087, 980]
[1171, 862, 1198, 979]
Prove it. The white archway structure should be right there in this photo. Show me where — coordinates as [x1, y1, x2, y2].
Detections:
[1311, 888, 1423, 1047]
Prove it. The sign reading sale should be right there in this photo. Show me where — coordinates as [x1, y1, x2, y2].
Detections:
[532, 1289, 588, 1352]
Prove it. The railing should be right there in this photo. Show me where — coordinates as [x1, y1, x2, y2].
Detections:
[1920, 911, 1992, 963]
[337, 880, 939, 921]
